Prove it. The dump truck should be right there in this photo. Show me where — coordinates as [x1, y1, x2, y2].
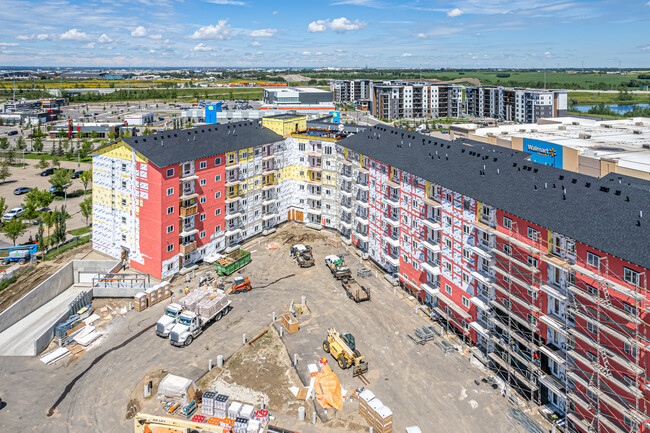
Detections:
[322, 328, 368, 376]
[341, 278, 371, 303]
[214, 249, 251, 276]
[325, 255, 351, 279]
[291, 244, 314, 268]
[170, 289, 232, 347]
[155, 303, 184, 338]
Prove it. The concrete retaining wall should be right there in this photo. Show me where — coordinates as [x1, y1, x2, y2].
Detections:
[72, 260, 121, 284]
[0, 262, 75, 335]
[92, 285, 151, 298]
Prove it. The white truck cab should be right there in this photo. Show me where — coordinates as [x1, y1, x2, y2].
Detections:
[155, 303, 184, 338]
[169, 311, 201, 347]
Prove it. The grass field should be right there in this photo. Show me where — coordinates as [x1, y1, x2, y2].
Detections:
[567, 92, 650, 105]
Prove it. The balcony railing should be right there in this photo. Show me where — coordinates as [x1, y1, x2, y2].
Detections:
[179, 241, 197, 255]
[179, 204, 198, 217]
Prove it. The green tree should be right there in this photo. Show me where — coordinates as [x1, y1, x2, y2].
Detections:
[33, 136, 44, 153]
[5, 147, 15, 165]
[48, 168, 73, 195]
[51, 155, 61, 168]
[79, 170, 92, 192]
[53, 207, 67, 246]
[0, 163, 10, 183]
[0, 196, 7, 219]
[37, 219, 44, 250]
[0, 137, 8, 150]
[25, 187, 54, 210]
[79, 139, 93, 159]
[142, 127, 151, 135]
[16, 136, 26, 150]
[3, 218, 26, 245]
[80, 196, 92, 226]
[37, 155, 50, 170]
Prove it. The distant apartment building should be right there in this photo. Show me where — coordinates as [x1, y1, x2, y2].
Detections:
[466, 86, 568, 123]
[261, 87, 334, 112]
[331, 79, 373, 103]
[370, 82, 463, 120]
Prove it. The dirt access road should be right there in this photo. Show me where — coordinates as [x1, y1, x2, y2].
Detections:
[0, 224, 536, 433]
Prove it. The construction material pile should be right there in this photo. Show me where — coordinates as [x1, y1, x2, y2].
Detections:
[198, 392, 267, 433]
[197, 292, 228, 318]
[178, 287, 212, 311]
[134, 281, 171, 312]
[358, 389, 393, 433]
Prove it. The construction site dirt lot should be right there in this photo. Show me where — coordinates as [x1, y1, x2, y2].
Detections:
[0, 223, 542, 433]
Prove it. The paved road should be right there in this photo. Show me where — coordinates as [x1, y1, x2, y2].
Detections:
[0, 225, 535, 433]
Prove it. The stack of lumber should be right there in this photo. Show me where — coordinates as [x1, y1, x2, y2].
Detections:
[40, 347, 70, 365]
[217, 256, 236, 266]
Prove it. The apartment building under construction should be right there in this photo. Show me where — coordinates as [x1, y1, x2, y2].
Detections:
[92, 116, 650, 433]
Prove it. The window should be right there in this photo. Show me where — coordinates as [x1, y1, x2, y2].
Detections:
[624, 267, 641, 286]
[166, 168, 174, 177]
[215, 225, 221, 233]
[586, 351, 597, 362]
[444, 215, 452, 226]
[527, 256, 538, 268]
[624, 303, 637, 316]
[121, 216, 127, 224]
[527, 227, 539, 241]
[167, 263, 174, 271]
[200, 213, 206, 221]
[167, 244, 174, 252]
[462, 273, 470, 284]
[199, 161, 207, 169]
[445, 284, 452, 295]
[200, 231, 206, 239]
[624, 342, 638, 358]
[215, 208, 221, 216]
[463, 199, 470, 211]
[445, 262, 452, 273]
[166, 187, 174, 196]
[167, 206, 174, 215]
[503, 298, 511, 308]
[121, 162, 127, 171]
[462, 296, 469, 308]
[445, 238, 452, 249]
[200, 179, 206, 186]
[200, 196, 206, 204]
[215, 175, 221, 182]
[624, 415, 638, 430]
[587, 284, 598, 296]
[587, 252, 600, 269]
[122, 180, 127, 188]
[462, 224, 470, 235]
[503, 217, 512, 230]
[463, 249, 470, 260]
[586, 388, 598, 403]
[241, 151, 248, 159]
[586, 320, 598, 335]
[121, 198, 127, 206]
[215, 191, 221, 199]
[298, 143, 305, 151]
[503, 243, 512, 255]
[214, 157, 221, 166]
[166, 225, 174, 234]
[527, 313, 537, 326]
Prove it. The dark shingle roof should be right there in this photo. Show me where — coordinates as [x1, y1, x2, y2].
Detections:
[123, 121, 283, 167]
[340, 125, 650, 269]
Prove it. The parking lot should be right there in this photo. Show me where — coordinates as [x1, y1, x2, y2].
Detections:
[0, 159, 91, 246]
[0, 224, 538, 432]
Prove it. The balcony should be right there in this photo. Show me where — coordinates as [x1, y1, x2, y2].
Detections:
[470, 241, 493, 260]
[385, 234, 399, 248]
[384, 253, 400, 267]
[179, 241, 197, 255]
[385, 195, 400, 208]
[422, 238, 440, 253]
[179, 225, 198, 237]
[422, 261, 441, 276]
[420, 218, 441, 231]
[566, 283, 641, 325]
[569, 263, 644, 301]
[179, 204, 198, 217]
[490, 300, 539, 331]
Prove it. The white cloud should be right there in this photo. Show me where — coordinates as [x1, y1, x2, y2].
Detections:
[402, 53, 412, 57]
[98, 34, 113, 43]
[15, 35, 33, 40]
[193, 43, 212, 51]
[272, 10, 278, 15]
[301, 51, 311, 55]
[83, 42, 95, 49]
[37, 34, 50, 40]
[0, 42, 18, 46]
[131, 26, 148, 37]
[60, 28, 88, 41]
[206, 0, 245, 4]
[189, 20, 232, 40]
[416, 32, 427, 38]
[643, 45, 650, 51]
[544, 51, 552, 57]
[250, 41, 261, 47]
[308, 17, 366, 33]
[447, 8, 463, 17]
[647, 1, 650, 5]
[249, 28, 277, 38]
[149, 34, 162, 40]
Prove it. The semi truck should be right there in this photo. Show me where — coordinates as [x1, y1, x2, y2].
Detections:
[214, 249, 251, 276]
[325, 255, 351, 280]
[155, 303, 184, 338]
[169, 290, 232, 347]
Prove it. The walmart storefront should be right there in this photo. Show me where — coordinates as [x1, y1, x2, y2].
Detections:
[522, 138, 564, 169]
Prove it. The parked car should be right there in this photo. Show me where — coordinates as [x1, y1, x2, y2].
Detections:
[40, 168, 55, 176]
[13, 187, 31, 195]
[72, 170, 84, 179]
[7, 130, 18, 136]
[3, 207, 25, 221]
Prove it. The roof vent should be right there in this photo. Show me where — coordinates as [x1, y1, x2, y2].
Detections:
[600, 186, 609, 192]
[559, 175, 564, 180]
[585, 182, 591, 188]
[633, 130, 642, 135]
[571, 178, 577, 184]
[615, 190, 621, 195]
[578, 133, 591, 139]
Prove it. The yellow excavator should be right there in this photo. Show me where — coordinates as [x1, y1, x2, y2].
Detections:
[322, 328, 369, 376]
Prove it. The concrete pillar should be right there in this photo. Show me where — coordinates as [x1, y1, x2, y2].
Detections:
[243, 333, 246, 344]
[298, 406, 305, 421]
[129, 301, 132, 310]
[293, 353, 298, 366]
[301, 295, 306, 306]
[312, 411, 317, 424]
[217, 355, 223, 368]
[272, 312, 276, 321]
[280, 327, 283, 337]
[209, 359, 213, 370]
[260, 397, 265, 410]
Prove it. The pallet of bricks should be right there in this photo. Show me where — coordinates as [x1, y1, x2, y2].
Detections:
[198, 391, 268, 433]
[358, 389, 393, 433]
[134, 282, 171, 312]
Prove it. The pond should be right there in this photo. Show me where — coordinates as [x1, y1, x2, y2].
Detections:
[572, 104, 650, 113]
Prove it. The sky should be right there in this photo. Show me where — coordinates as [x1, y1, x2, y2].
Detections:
[0, 0, 648, 68]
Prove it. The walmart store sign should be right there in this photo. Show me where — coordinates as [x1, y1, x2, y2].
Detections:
[523, 138, 563, 168]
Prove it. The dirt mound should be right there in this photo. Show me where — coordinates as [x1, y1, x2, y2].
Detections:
[271, 229, 329, 246]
